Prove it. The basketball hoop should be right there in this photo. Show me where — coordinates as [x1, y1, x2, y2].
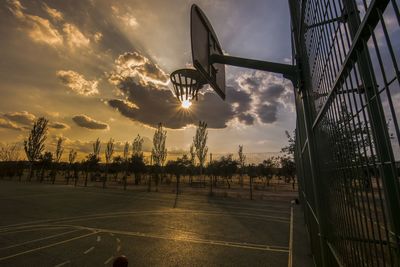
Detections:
[170, 69, 205, 108]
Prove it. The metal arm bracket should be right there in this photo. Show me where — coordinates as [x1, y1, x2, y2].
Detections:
[209, 54, 299, 85]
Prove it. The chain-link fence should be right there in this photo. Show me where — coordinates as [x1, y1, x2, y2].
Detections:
[290, 0, 400, 265]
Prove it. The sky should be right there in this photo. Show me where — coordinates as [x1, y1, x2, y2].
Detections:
[0, 0, 295, 160]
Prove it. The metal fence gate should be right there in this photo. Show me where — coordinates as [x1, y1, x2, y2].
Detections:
[289, 0, 400, 266]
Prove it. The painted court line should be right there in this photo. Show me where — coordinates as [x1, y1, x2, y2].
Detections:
[91, 227, 289, 253]
[0, 232, 97, 261]
[54, 260, 70, 267]
[0, 229, 81, 250]
[83, 246, 95, 254]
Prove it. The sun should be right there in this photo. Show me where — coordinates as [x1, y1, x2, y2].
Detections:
[181, 99, 192, 109]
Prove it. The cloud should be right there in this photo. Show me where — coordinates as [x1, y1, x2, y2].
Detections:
[42, 3, 63, 22]
[3, 111, 36, 125]
[7, 0, 63, 46]
[0, 118, 23, 131]
[49, 121, 70, 130]
[7, 0, 91, 50]
[111, 5, 139, 28]
[63, 23, 90, 48]
[56, 70, 99, 96]
[94, 32, 103, 43]
[107, 51, 293, 129]
[235, 71, 294, 123]
[108, 52, 168, 87]
[237, 113, 255, 125]
[72, 115, 109, 130]
[257, 103, 278, 123]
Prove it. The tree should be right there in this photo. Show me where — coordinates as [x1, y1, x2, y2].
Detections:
[281, 130, 295, 156]
[280, 156, 296, 189]
[83, 138, 101, 187]
[55, 137, 64, 163]
[218, 155, 238, 189]
[38, 151, 53, 183]
[93, 138, 101, 160]
[238, 145, 246, 187]
[66, 149, 77, 185]
[130, 154, 146, 186]
[259, 157, 278, 188]
[165, 155, 191, 198]
[132, 134, 144, 157]
[189, 144, 196, 185]
[151, 123, 167, 191]
[0, 143, 21, 162]
[104, 138, 114, 188]
[123, 141, 130, 161]
[122, 141, 130, 190]
[151, 125, 167, 166]
[247, 164, 259, 200]
[50, 137, 64, 184]
[24, 117, 48, 181]
[281, 130, 297, 190]
[193, 121, 208, 176]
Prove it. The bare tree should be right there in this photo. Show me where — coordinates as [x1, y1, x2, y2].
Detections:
[151, 123, 167, 191]
[0, 143, 21, 161]
[69, 149, 77, 164]
[193, 121, 208, 176]
[132, 134, 144, 157]
[123, 141, 129, 161]
[104, 138, 114, 188]
[24, 117, 48, 181]
[238, 145, 246, 187]
[189, 144, 196, 165]
[93, 138, 101, 160]
[55, 137, 64, 163]
[151, 124, 167, 166]
[189, 144, 196, 185]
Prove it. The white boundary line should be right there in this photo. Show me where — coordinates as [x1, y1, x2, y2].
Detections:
[83, 246, 95, 254]
[0, 232, 97, 261]
[54, 260, 70, 267]
[0, 229, 81, 250]
[104, 256, 113, 265]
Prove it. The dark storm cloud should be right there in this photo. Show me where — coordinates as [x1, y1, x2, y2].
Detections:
[259, 84, 285, 101]
[72, 115, 109, 130]
[3, 111, 35, 125]
[237, 113, 255, 125]
[49, 121, 69, 129]
[257, 104, 278, 123]
[107, 51, 246, 129]
[107, 69, 253, 129]
[227, 86, 252, 113]
[236, 71, 293, 124]
[107, 87, 235, 129]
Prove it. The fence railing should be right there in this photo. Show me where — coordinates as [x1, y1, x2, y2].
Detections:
[290, 0, 400, 265]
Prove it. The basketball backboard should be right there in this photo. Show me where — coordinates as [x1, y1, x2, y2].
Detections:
[191, 4, 226, 100]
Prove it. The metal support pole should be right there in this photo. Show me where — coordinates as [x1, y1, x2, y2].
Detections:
[288, 0, 331, 265]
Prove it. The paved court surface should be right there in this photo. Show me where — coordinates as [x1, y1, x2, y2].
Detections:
[0, 180, 313, 266]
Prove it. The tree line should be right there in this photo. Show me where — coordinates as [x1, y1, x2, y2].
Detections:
[0, 117, 296, 198]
